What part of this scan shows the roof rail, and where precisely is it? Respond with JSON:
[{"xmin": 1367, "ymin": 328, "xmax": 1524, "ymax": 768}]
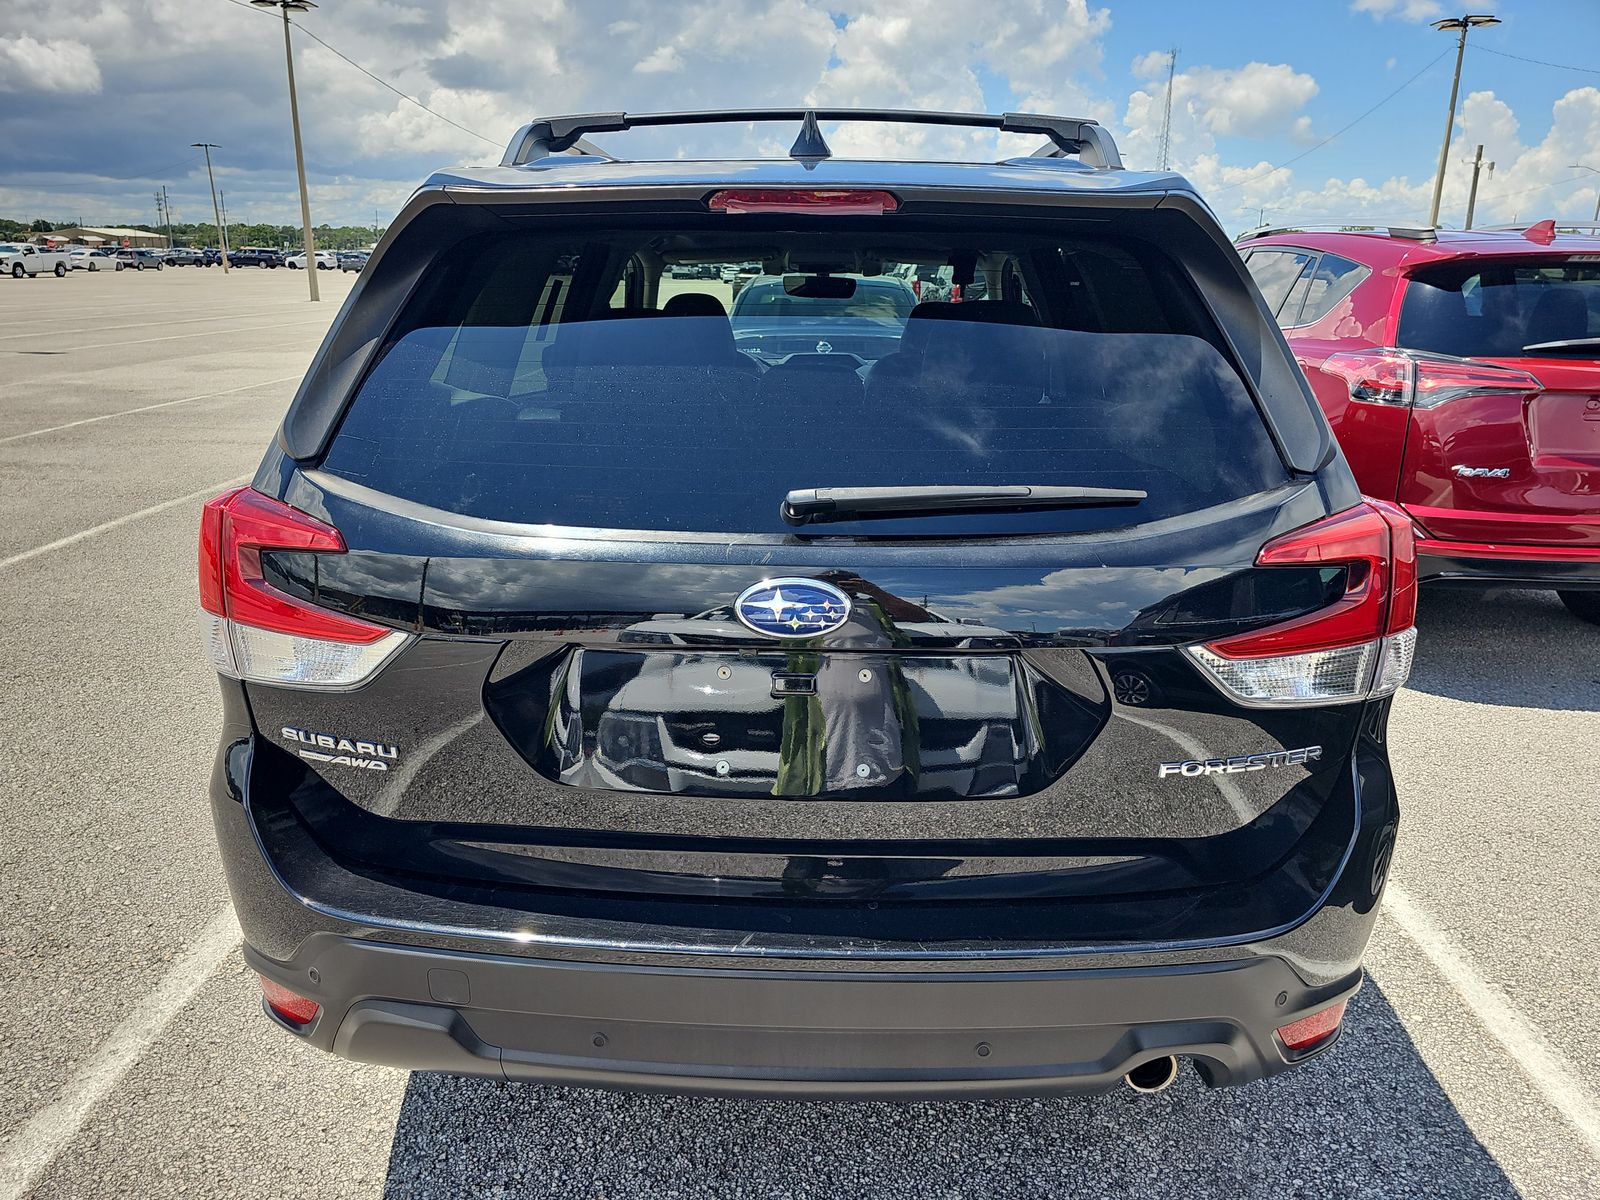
[
  {"xmin": 500, "ymin": 108, "xmax": 1124, "ymax": 170},
  {"xmin": 1235, "ymin": 221, "xmax": 1440, "ymax": 244}
]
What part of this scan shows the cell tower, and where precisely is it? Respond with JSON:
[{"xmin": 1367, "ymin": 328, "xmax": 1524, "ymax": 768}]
[{"xmin": 1157, "ymin": 47, "xmax": 1178, "ymax": 171}]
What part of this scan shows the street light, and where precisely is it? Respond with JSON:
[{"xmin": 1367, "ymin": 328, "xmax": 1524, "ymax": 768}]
[
  {"xmin": 192, "ymin": 143, "xmax": 230, "ymax": 273},
  {"xmin": 252, "ymin": 0, "xmax": 319, "ymax": 301},
  {"xmin": 1427, "ymin": 14, "xmax": 1499, "ymax": 229},
  {"xmin": 1571, "ymin": 164, "xmax": 1600, "ymax": 224},
  {"xmin": 1463, "ymin": 144, "xmax": 1494, "ymax": 230}
]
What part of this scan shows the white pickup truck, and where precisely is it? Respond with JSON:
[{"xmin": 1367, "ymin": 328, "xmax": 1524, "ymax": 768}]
[{"xmin": 0, "ymin": 243, "xmax": 73, "ymax": 278}]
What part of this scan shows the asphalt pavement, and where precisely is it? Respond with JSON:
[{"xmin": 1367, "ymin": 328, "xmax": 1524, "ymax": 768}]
[{"xmin": 0, "ymin": 266, "xmax": 1596, "ymax": 1199}]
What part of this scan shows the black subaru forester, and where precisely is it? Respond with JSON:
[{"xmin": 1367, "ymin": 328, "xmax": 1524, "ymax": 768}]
[{"xmin": 200, "ymin": 109, "xmax": 1416, "ymax": 1097}]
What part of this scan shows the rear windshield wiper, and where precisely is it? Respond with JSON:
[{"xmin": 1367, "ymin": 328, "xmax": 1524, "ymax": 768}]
[
  {"xmin": 782, "ymin": 484, "xmax": 1147, "ymax": 526},
  {"xmin": 1522, "ymin": 336, "xmax": 1600, "ymax": 353}
]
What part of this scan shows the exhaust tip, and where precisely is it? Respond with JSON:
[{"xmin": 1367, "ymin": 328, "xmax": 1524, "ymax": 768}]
[{"xmin": 1124, "ymin": 1055, "xmax": 1179, "ymax": 1094}]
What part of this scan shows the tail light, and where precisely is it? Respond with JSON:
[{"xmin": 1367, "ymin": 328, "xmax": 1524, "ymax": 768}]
[
  {"xmin": 707, "ymin": 189, "xmax": 899, "ymax": 215},
  {"xmin": 198, "ymin": 487, "xmax": 410, "ymax": 689},
  {"xmin": 258, "ymin": 975, "xmax": 320, "ymax": 1027},
  {"xmin": 1322, "ymin": 348, "xmax": 1543, "ymax": 408},
  {"xmin": 1276, "ymin": 999, "xmax": 1347, "ymax": 1052},
  {"xmin": 1185, "ymin": 501, "xmax": 1418, "ymax": 707}
]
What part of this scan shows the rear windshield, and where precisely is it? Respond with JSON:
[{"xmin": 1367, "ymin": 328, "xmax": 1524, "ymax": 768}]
[
  {"xmin": 321, "ymin": 217, "xmax": 1287, "ymax": 536},
  {"xmin": 1398, "ymin": 257, "xmax": 1600, "ymax": 358}
]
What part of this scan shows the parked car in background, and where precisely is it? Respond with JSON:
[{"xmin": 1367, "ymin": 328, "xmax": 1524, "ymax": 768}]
[
  {"xmin": 69, "ymin": 248, "xmax": 119, "ymax": 271},
  {"xmin": 728, "ymin": 262, "xmax": 763, "ymax": 299},
  {"xmin": 229, "ymin": 247, "xmax": 283, "ymax": 268},
  {"xmin": 336, "ymin": 250, "xmax": 370, "ymax": 272},
  {"xmin": 728, "ymin": 272, "xmax": 916, "ymax": 364},
  {"xmin": 114, "ymin": 248, "xmax": 164, "ymax": 271},
  {"xmin": 2, "ymin": 243, "xmax": 72, "ymax": 278},
  {"xmin": 1238, "ymin": 221, "xmax": 1600, "ymax": 625},
  {"xmin": 285, "ymin": 250, "xmax": 337, "ymax": 270},
  {"xmin": 200, "ymin": 247, "xmax": 223, "ymax": 266},
  {"xmin": 200, "ymin": 107, "xmax": 1413, "ymax": 1100},
  {"xmin": 163, "ymin": 248, "xmax": 204, "ymax": 267}
]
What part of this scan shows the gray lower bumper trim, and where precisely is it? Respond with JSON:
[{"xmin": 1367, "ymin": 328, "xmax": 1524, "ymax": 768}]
[{"xmin": 250, "ymin": 934, "xmax": 1358, "ymax": 1099}]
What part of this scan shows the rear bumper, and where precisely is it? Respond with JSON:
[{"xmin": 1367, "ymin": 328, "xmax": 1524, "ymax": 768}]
[
  {"xmin": 248, "ymin": 933, "xmax": 1358, "ymax": 1098},
  {"xmin": 1417, "ymin": 536, "xmax": 1600, "ymax": 590},
  {"xmin": 210, "ymin": 676, "xmax": 1396, "ymax": 1097}
]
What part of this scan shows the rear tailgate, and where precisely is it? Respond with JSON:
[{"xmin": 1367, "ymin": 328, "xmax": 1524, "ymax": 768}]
[
  {"xmin": 1395, "ymin": 257, "xmax": 1600, "ymax": 547},
  {"xmin": 221, "ymin": 196, "xmax": 1384, "ymax": 951},
  {"xmin": 239, "ymin": 472, "xmax": 1373, "ymax": 948}
]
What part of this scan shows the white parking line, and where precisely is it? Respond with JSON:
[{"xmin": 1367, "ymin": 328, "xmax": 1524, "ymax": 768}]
[
  {"xmin": 0, "ymin": 317, "xmax": 326, "ymax": 353},
  {"xmin": 0, "ymin": 907, "xmax": 241, "ymax": 1200},
  {"xmin": 1385, "ymin": 881, "xmax": 1600, "ymax": 1161},
  {"xmin": 0, "ymin": 475, "xmax": 250, "ymax": 572},
  {"xmin": 0, "ymin": 377, "xmax": 299, "ymax": 445}
]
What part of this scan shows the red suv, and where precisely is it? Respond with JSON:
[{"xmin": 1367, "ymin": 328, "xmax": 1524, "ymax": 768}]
[{"xmin": 1237, "ymin": 222, "xmax": 1600, "ymax": 625}]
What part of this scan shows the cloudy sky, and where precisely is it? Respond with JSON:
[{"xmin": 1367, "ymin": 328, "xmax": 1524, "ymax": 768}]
[{"xmin": 2, "ymin": 0, "xmax": 1598, "ymax": 235}]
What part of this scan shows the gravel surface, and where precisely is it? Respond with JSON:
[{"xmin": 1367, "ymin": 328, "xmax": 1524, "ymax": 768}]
[{"xmin": 1, "ymin": 269, "xmax": 1596, "ymax": 1199}]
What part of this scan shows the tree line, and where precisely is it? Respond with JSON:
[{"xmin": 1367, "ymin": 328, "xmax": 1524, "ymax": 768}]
[{"xmin": 0, "ymin": 216, "xmax": 384, "ymax": 250}]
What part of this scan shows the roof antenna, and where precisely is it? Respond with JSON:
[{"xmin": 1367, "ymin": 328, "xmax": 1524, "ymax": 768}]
[{"xmin": 790, "ymin": 111, "xmax": 832, "ymax": 160}]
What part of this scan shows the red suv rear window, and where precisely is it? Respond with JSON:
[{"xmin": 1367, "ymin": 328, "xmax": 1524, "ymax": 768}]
[{"xmin": 1399, "ymin": 258, "xmax": 1600, "ymax": 358}]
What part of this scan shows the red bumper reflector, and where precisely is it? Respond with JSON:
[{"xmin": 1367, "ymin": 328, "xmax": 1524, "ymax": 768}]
[
  {"xmin": 1276, "ymin": 999, "xmax": 1347, "ymax": 1051},
  {"xmin": 259, "ymin": 975, "xmax": 321, "ymax": 1027},
  {"xmin": 707, "ymin": 188, "xmax": 899, "ymax": 215}
]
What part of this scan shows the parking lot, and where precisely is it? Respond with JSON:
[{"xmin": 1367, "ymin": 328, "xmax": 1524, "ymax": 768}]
[{"xmin": 0, "ymin": 267, "xmax": 1596, "ymax": 1199}]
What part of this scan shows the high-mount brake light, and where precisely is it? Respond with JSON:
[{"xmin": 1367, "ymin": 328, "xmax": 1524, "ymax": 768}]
[
  {"xmin": 707, "ymin": 189, "xmax": 899, "ymax": 215},
  {"xmin": 1185, "ymin": 501, "xmax": 1418, "ymax": 708},
  {"xmin": 198, "ymin": 488, "xmax": 410, "ymax": 689},
  {"xmin": 1324, "ymin": 348, "xmax": 1543, "ymax": 409}
]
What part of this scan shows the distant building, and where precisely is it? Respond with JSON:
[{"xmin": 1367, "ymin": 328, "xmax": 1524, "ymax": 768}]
[{"xmin": 30, "ymin": 226, "xmax": 168, "ymax": 249}]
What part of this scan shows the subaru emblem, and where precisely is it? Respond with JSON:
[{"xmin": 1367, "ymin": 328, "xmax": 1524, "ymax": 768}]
[
  {"xmin": 734, "ymin": 578, "xmax": 852, "ymax": 639},
  {"xmin": 815, "ymin": 340, "xmax": 832, "ymax": 354}
]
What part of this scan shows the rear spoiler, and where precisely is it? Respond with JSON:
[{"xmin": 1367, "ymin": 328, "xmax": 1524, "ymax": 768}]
[{"xmin": 501, "ymin": 108, "xmax": 1125, "ymax": 171}]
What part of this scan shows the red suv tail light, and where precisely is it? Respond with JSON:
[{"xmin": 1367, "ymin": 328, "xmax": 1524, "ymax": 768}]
[
  {"xmin": 1186, "ymin": 501, "xmax": 1418, "ymax": 707},
  {"xmin": 198, "ymin": 487, "xmax": 410, "ymax": 689},
  {"xmin": 1323, "ymin": 348, "xmax": 1543, "ymax": 409}
]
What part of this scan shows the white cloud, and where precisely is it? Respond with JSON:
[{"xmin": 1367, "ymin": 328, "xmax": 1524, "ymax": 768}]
[
  {"xmin": 1, "ymin": 0, "xmax": 1591, "ymax": 244},
  {"xmin": 0, "ymin": 36, "xmax": 102, "ymax": 94},
  {"xmin": 1122, "ymin": 59, "xmax": 1318, "ymax": 166},
  {"xmin": 634, "ymin": 45, "xmax": 683, "ymax": 74},
  {"xmin": 806, "ymin": 0, "xmax": 1113, "ymax": 159},
  {"xmin": 1351, "ymin": 0, "xmax": 1444, "ymax": 21},
  {"xmin": 1183, "ymin": 85, "xmax": 1600, "ymax": 236}
]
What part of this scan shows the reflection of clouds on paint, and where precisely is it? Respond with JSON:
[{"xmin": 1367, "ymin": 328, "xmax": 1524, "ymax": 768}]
[
  {"xmin": 884, "ymin": 565, "xmax": 1231, "ymax": 632},
  {"xmin": 424, "ymin": 556, "xmax": 1238, "ymax": 638},
  {"xmin": 426, "ymin": 559, "xmax": 754, "ymax": 616}
]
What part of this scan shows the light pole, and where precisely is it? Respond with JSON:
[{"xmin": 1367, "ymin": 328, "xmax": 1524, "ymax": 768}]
[
  {"xmin": 1571, "ymin": 165, "xmax": 1600, "ymax": 225},
  {"xmin": 1463, "ymin": 144, "xmax": 1494, "ymax": 230},
  {"xmin": 193, "ymin": 143, "xmax": 230, "ymax": 272},
  {"xmin": 252, "ymin": 0, "xmax": 319, "ymax": 301},
  {"xmin": 1427, "ymin": 14, "xmax": 1499, "ymax": 229}
]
